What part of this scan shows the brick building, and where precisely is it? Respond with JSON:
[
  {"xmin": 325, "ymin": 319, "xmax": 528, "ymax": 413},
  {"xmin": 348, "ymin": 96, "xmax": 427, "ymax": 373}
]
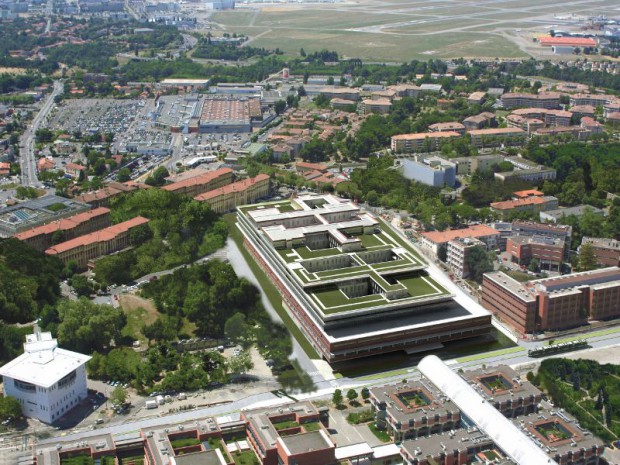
[
  {"xmin": 506, "ymin": 235, "xmax": 566, "ymax": 271},
  {"xmin": 161, "ymin": 167, "xmax": 234, "ymax": 197},
  {"xmin": 194, "ymin": 174, "xmax": 270, "ymax": 213},
  {"xmin": 15, "ymin": 207, "xmax": 111, "ymax": 252},
  {"xmin": 581, "ymin": 237, "xmax": 620, "ymax": 267},
  {"xmin": 45, "ymin": 216, "xmax": 150, "ymax": 269},
  {"xmin": 481, "ymin": 267, "xmax": 620, "ymax": 334}
]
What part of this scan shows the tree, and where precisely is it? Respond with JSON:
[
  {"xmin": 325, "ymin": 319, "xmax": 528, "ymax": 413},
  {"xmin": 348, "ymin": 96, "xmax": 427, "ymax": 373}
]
[
  {"xmin": 224, "ymin": 313, "xmax": 251, "ymax": 346},
  {"xmin": 110, "ymin": 386, "xmax": 127, "ymax": 406},
  {"xmin": 274, "ymin": 100, "xmax": 286, "ymax": 115},
  {"xmin": 56, "ymin": 299, "xmax": 126, "ymax": 353},
  {"xmin": 332, "ymin": 389, "xmax": 343, "ymax": 406},
  {"xmin": 464, "ymin": 246, "xmax": 494, "ymax": 283},
  {"xmin": 70, "ymin": 274, "xmax": 93, "ymax": 297},
  {"xmin": 578, "ymin": 243, "xmax": 597, "ymax": 272},
  {"xmin": 117, "ymin": 167, "xmax": 131, "ymax": 182},
  {"xmin": 145, "ymin": 166, "xmax": 170, "ymax": 187},
  {"xmin": 527, "ymin": 258, "xmax": 540, "ymax": 273},
  {"xmin": 0, "ymin": 396, "xmax": 22, "ymax": 423},
  {"xmin": 361, "ymin": 387, "xmax": 370, "ymax": 401},
  {"xmin": 227, "ymin": 350, "xmax": 253, "ymax": 375},
  {"xmin": 346, "ymin": 389, "xmax": 358, "ymax": 403}
]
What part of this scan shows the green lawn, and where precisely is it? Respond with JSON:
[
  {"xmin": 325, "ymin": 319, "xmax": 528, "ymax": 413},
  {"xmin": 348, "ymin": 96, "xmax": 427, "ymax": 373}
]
[
  {"xmin": 272, "ymin": 419, "xmax": 299, "ymax": 430},
  {"xmin": 310, "ymin": 286, "xmax": 385, "ymax": 312},
  {"xmin": 231, "ymin": 450, "xmax": 260, "ymax": 465},
  {"xmin": 399, "ymin": 275, "xmax": 444, "ymax": 297},
  {"xmin": 170, "ymin": 438, "xmax": 201, "ymax": 449},
  {"xmin": 358, "ymin": 234, "xmax": 385, "ymax": 248},
  {"xmin": 302, "ymin": 421, "xmax": 322, "ymax": 432},
  {"xmin": 368, "ymin": 423, "xmax": 392, "ymax": 443}
]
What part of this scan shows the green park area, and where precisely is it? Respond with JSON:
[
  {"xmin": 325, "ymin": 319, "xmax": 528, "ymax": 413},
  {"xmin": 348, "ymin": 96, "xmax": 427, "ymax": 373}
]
[{"xmin": 533, "ymin": 358, "xmax": 620, "ymax": 443}]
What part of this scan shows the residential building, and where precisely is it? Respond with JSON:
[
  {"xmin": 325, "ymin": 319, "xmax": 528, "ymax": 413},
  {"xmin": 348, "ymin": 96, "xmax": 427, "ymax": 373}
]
[
  {"xmin": 581, "ymin": 237, "xmax": 620, "ymax": 267},
  {"xmin": 494, "ymin": 167, "xmax": 557, "ymax": 183},
  {"xmin": 242, "ymin": 401, "xmax": 332, "ymax": 465},
  {"xmin": 467, "ymin": 127, "xmax": 526, "ymax": 148},
  {"xmin": 390, "ymin": 132, "xmax": 461, "ymax": 153},
  {"xmin": 74, "ymin": 182, "xmax": 140, "ymax": 208},
  {"xmin": 581, "ymin": 116, "xmax": 604, "ymax": 134},
  {"xmin": 329, "ymin": 98, "xmax": 357, "ymax": 111},
  {"xmin": 506, "ymin": 235, "xmax": 566, "ymax": 271},
  {"xmin": 451, "ymin": 154, "xmax": 503, "ymax": 175},
  {"xmin": 532, "ymin": 125, "xmax": 591, "ymax": 142},
  {"xmin": 569, "ymin": 104, "xmax": 596, "ymax": 118},
  {"xmin": 540, "ymin": 205, "xmax": 605, "ymax": 223},
  {"xmin": 418, "ymin": 225, "xmax": 500, "ymax": 256},
  {"xmin": 428, "ymin": 122, "xmax": 466, "ymax": 135},
  {"xmin": 481, "ymin": 267, "xmax": 620, "ymax": 333},
  {"xmin": 401, "ymin": 157, "xmax": 456, "ymax": 188},
  {"xmin": 401, "ymin": 356, "xmax": 604, "ymax": 465},
  {"xmin": 45, "ymin": 216, "xmax": 150, "ymax": 269},
  {"xmin": 0, "ymin": 324, "xmax": 90, "ymax": 424},
  {"xmin": 360, "ymin": 98, "xmax": 392, "ymax": 115},
  {"xmin": 161, "ymin": 167, "xmax": 234, "ymax": 197},
  {"xmin": 462, "ymin": 112, "xmax": 495, "ymax": 130},
  {"xmin": 14, "ymin": 207, "xmax": 111, "ymax": 252},
  {"xmin": 490, "ymin": 196, "xmax": 559, "ymax": 218},
  {"xmin": 369, "ymin": 380, "xmax": 460, "ymax": 442},
  {"xmin": 467, "ymin": 91, "xmax": 486, "ymax": 105},
  {"xmin": 446, "ymin": 237, "xmax": 485, "ymax": 278},
  {"xmin": 64, "ymin": 163, "xmax": 86, "ymax": 179},
  {"xmin": 194, "ymin": 174, "xmax": 270, "ymax": 213},
  {"xmin": 569, "ymin": 93, "xmax": 614, "ymax": 107},
  {"xmin": 500, "ymin": 92, "xmax": 561, "ymax": 110},
  {"xmin": 237, "ymin": 194, "xmax": 491, "ymax": 363}
]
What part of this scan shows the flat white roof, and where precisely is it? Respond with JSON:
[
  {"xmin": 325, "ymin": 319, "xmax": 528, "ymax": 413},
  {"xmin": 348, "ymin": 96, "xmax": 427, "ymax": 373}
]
[
  {"xmin": 0, "ymin": 330, "xmax": 90, "ymax": 388},
  {"xmin": 0, "ymin": 347, "xmax": 90, "ymax": 388},
  {"xmin": 335, "ymin": 443, "xmax": 373, "ymax": 460},
  {"xmin": 418, "ymin": 355, "xmax": 557, "ymax": 465},
  {"xmin": 372, "ymin": 443, "xmax": 401, "ymax": 459}
]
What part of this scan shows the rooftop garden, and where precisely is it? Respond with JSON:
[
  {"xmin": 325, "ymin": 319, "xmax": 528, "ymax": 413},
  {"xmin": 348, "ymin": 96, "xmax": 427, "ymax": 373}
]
[
  {"xmin": 60, "ymin": 455, "xmax": 115, "ymax": 465},
  {"xmin": 480, "ymin": 374, "xmax": 513, "ymax": 392},
  {"xmin": 397, "ymin": 390, "xmax": 431, "ymax": 409},
  {"xmin": 170, "ymin": 437, "xmax": 201, "ymax": 449},
  {"xmin": 272, "ymin": 419, "xmax": 299, "ymax": 430},
  {"xmin": 535, "ymin": 421, "xmax": 572, "ymax": 443}
]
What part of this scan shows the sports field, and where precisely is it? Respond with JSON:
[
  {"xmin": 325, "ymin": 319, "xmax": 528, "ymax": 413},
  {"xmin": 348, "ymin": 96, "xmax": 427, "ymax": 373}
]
[{"xmin": 210, "ymin": 0, "xmax": 619, "ymax": 61}]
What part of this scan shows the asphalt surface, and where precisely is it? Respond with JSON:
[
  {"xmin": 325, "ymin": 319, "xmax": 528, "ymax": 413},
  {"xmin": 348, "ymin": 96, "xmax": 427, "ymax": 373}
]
[{"xmin": 19, "ymin": 81, "xmax": 63, "ymax": 188}]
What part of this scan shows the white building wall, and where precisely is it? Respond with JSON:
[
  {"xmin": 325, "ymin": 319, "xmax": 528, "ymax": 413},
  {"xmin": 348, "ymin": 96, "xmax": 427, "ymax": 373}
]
[{"xmin": 3, "ymin": 365, "xmax": 88, "ymax": 424}]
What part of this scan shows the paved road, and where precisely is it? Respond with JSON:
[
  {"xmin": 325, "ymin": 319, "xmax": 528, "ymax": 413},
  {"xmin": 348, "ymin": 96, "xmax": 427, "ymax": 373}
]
[{"xmin": 19, "ymin": 81, "xmax": 63, "ymax": 188}]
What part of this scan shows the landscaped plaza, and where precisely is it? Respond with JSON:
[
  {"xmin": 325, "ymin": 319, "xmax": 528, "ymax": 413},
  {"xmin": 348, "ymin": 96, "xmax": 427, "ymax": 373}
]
[{"xmin": 236, "ymin": 194, "xmax": 492, "ymax": 364}]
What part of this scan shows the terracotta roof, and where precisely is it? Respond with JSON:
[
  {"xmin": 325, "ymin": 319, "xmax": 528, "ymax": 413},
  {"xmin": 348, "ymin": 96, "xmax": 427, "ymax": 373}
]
[
  {"xmin": 421, "ymin": 225, "xmax": 499, "ymax": 244},
  {"xmin": 65, "ymin": 163, "xmax": 86, "ymax": 171},
  {"xmin": 194, "ymin": 174, "xmax": 269, "ymax": 201},
  {"xmin": 161, "ymin": 167, "xmax": 233, "ymax": 192},
  {"xmin": 428, "ymin": 122, "xmax": 465, "ymax": 131},
  {"xmin": 468, "ymin": 128, "xmax": 525, "ymax": 136},
  {"xmin": 538, "ymin": 36, "xmax": 597, "ymax": 47},
  {"xmin": 391, "ymin": 131, "xmax": 460, "ymax": 140},
  {"xmin": 15, "ymin": 207, "xmax": 110, "ymax": 240},
  {"xmin": 513, "ymin": 189, "xmax": 544, "ymax": 198},
  {"xmin": 45, "ymin": 216, "xmax": 149, "ymax": 255},
  {"xmin": 491, "ymin": 196, "xmax": 550, "ymax": 210},
  {"xmin": 296, "ymin": 161, "xmax": 328, "ymax": 171}
]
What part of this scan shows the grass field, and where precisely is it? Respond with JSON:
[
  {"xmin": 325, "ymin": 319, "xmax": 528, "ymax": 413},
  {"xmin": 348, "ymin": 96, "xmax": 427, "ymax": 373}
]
[
  {"xmin": 211, "ymin": 0, "xmax": 619, "ymax": 61},
  {"xmin": 119, "ymin": 294, "xmax": 159, "ymax": 345}
]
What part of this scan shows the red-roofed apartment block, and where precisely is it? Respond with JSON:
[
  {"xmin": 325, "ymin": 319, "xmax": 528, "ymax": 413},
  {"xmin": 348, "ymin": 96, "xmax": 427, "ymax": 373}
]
[{"xmin": 45, "ymin": 216, "xmax": 149, "ymax": 269}]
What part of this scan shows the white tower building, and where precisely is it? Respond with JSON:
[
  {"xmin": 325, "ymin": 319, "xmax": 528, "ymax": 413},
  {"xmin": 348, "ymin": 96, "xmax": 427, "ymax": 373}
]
[{"xmin": 0, "ymin": 324, "xmax": 90, "ymax": 424}]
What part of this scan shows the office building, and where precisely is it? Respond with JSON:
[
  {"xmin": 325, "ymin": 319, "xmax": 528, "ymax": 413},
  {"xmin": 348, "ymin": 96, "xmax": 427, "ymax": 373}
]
[
  {"xmin": 581, "ymin": 237, "xmax": 620, "ymax": 267},
  {"xmin": 481, "ymin": 267, "xmax": 620, "ymax": 334},
  {"xmin": 507, "ymin": 235, "xmax": 566, "ymax": 271},
  {"xmin": 0, "ymin": 325, "xmax": 90, "ymax": 424},
  {"xmin": 446, "ymin": 237, "xmax": 486, "ymax": 278},
  {"xmin": 418, "ymin": 225, "xmax": 500, "ymax": 256},
  {"xmin": 401, "ymin": 157, "xmax": 456, "ymax": 188},
  {"xmin": 237, "ymin": 194, "xmax": 491, "ymax": 363}
]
